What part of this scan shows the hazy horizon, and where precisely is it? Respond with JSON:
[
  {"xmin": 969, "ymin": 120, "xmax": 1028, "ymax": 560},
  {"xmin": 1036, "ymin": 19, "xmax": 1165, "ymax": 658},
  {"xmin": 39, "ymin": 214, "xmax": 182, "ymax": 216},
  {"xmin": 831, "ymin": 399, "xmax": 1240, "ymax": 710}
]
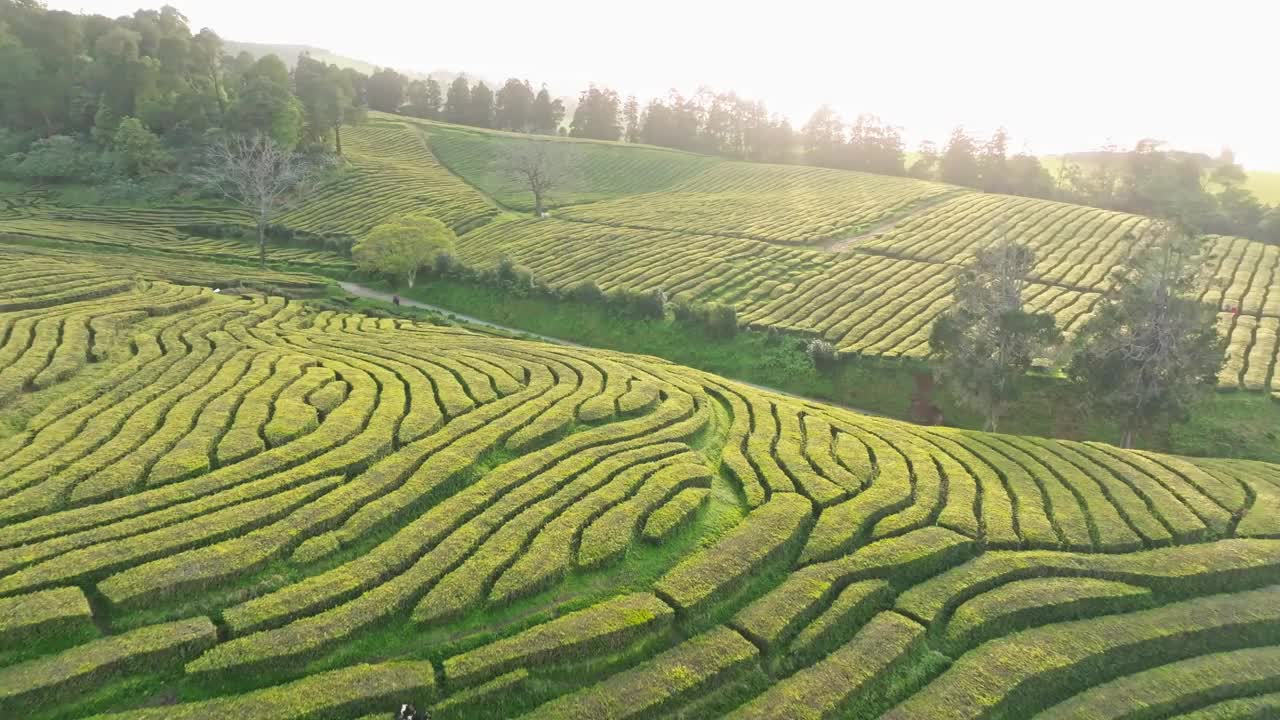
[{"xmin": 50, "ymin": 0, "xmax": 1280, "ymax": 170}]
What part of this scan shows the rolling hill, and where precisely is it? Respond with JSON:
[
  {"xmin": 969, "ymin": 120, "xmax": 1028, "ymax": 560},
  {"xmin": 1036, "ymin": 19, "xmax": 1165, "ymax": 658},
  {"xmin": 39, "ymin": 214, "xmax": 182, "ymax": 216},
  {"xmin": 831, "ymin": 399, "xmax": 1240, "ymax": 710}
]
[
  {"xmin": 1, "ymin": 243, "xmax": 1279, "ymax": 718},
  {"xmin": 4, "ymin": 114, "xmax": 1278, "ymax": 397}
]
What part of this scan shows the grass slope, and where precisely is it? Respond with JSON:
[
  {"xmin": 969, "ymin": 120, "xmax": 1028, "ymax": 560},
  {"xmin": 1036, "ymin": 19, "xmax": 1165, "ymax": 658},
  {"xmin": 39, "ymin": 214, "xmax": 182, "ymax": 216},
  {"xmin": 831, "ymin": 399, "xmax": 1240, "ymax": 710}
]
[{"xmin": 1, "ymin": 245, "xmax": 1279, "ymax": 719}]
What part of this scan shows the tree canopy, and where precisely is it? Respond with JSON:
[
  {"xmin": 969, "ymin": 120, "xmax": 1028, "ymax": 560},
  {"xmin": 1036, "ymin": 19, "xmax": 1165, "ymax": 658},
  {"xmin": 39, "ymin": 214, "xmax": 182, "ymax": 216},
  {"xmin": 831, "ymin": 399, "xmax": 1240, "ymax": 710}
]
[
  {"xmin": 352, "ymin": 214, "xmax": 457, "ymax": 287},
  {"xmin": 929, "ymin": 238, "xmax": 1062, "ymax": 431},
  {"xmin": 1067, "ymin": 223, "xmax": 1226, "ymax": 447}
]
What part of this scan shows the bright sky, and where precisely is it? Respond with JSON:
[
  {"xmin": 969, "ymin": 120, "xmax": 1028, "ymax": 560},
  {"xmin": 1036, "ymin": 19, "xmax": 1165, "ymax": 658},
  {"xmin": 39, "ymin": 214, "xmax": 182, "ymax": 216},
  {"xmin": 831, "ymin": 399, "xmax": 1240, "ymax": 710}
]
[{"xmin": 53, "ymin": 0, "xmax": 1280, "ymax": 169}]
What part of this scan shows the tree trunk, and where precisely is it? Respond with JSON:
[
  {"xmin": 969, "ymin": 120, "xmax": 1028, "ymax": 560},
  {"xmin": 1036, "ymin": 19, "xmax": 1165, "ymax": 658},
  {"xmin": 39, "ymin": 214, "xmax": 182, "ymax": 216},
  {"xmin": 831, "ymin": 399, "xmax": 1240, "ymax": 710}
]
[
  {"xmin": 335, "ymin": 124, "xmax": 343, "ymax": 156},
  {"xmin": 534, "ymin": 190, "xmax": 543, "ymax": 217},
  {"xmin": 1120, "ymin": 427, "xmax": 1135, "ymax": 449},
  {"xmin": 257, "ymin": 221, "xmax": 267, "ymax": 268},
  {"xmin": 407, "ymin": 267, "xmax": 416, "ymax": 288}
]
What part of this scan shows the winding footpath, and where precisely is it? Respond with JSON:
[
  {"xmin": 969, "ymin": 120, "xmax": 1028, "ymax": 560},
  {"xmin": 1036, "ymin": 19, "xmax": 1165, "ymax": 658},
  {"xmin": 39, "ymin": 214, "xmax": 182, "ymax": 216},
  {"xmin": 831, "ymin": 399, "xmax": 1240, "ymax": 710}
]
[{"xmin": 339, "ymin": 280, "xmax": 882, "ymax": 417}]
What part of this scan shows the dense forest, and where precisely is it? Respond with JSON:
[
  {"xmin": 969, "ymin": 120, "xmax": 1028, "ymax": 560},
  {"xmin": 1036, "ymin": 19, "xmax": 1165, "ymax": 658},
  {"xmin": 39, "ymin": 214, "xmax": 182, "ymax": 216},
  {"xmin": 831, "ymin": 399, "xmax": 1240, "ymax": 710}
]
[{"xmin": 1, "ymin": 0, "xmax": 1276, "ymax": 241}]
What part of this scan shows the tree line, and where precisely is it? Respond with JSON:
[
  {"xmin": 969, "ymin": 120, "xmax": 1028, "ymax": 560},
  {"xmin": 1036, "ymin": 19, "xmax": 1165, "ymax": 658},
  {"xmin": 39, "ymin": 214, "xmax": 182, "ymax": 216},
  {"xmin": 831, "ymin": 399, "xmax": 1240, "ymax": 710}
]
[
  {"xmin": 3, "ymin": 1, "xmax": 1276, "ymax": 243},
  {"xmin": 0, "ymin": 1, "xmax": 371, "ymax": 191}
]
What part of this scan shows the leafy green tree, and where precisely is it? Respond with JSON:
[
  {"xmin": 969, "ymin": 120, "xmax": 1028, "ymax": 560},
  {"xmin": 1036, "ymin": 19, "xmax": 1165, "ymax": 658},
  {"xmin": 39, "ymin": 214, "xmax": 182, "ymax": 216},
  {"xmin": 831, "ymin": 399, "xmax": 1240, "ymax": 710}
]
[
  {"xmin": 352, "ymin": 215, "xmax": 457, "ymax": 287},
  {"xmin": 530, "ymin": 86, "xmax": 564, "ymax": 135},
  {"xmin": 366, "ymin": 67, "xmax": 405, "ymax": 113},
  {"xmin": 8, "ymin": 134, "xmax": 96, "ymax": 181},
  {"xmin": 908, "ymin": 140, "xmax": 939, "ymax": 180},
  {"xmin": 1209, "ymin": 149, "xmax": 1247, "ymax": 188},
  {"xmin": 940, "ymin": 126, "xmax": 981, "ymax": 187},
  {"xmin": 569, "ymin": 85, "xmax": 621, "ymax": 140},
  {"xmin": 444, "ymin": 75, "xmax": 470, "ymax": 124},
  {"xmin": 1259, "ymin": 207, "xmax": 1280, "ymax": 245},
  {"xmin": 424, "ymin": 78, "xmax": 443, "ymax": 118},
  {"xmin": 978, "ymin": 127, "xmax": 1009, "ymax": 192},
  {"xmin": 844, "ymin": 114, "xmax": 904, "ymax": 175},
  {"xmin": 929, "ymin": 238, "xmax": 1062, "ymax": 431},
  {"xmin": 405, "ymin": 78, "xmax": 441, "ymax": 119},
  {"xmin": 1068, "ymin": 223, "xmax": 1225, "ymax": 447},
  {"xmin": 623, "ymin": 95, "xmax": 640, "ymax": 143},
  {"xmin": 112, "ymin": 116, "xmax": 170, "ymax": 175},
  {"xmin": 468, "ymin": 81, "xmax": 494, "ymax": 128},
  {"xmin": 494, "ymin": 78, "xmax": 534, "ymax": 131},
  {"xmin": 801, "ymin": 105, "xmax": 843, "ymax": 167},
  {"xmin": 294, "ymin": 54, "xmax": 359, "ymax": 153},
  {"xmin": 1005, "ymin": 153, "xmax": 1056, "ymax": 199},
  {"xmin": 226, "ymin": 55, "xmax": 302, "ymax": 148}
]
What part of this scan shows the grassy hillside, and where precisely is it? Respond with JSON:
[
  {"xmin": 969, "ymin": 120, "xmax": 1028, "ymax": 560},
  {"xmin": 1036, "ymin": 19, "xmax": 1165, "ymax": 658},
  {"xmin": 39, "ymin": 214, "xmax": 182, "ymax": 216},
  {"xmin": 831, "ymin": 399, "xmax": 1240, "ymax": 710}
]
[
  {"xmin": 5, "ymin": 115, "xmax": 1280, "ymax": 398},
  {"xmin": 1, "ymin": 244, "xmax": 1279, "ymax": 719},
  {"xmin": 421, "ymin": 122, "xmax": 720, "ymax": 210}
]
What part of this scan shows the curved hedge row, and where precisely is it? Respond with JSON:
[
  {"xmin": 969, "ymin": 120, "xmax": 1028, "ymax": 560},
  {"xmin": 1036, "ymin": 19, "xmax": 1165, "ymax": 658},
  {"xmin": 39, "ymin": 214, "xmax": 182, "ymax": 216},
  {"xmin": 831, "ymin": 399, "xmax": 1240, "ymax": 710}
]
[{"xmin": 0, "ymin": 247, "xmax": 1275, "ymax": 718}]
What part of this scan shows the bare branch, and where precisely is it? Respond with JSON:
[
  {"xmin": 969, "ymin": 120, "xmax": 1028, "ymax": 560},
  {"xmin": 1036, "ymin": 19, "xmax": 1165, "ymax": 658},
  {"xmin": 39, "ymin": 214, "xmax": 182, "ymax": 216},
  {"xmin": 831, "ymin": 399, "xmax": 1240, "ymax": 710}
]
[
  {"xmin": 499, "ymin": 141, "xmax": 578, "ymax": 216},
  {"xmin": 190, "ymin": 133, "xmax": 332, "ymax": 266}
]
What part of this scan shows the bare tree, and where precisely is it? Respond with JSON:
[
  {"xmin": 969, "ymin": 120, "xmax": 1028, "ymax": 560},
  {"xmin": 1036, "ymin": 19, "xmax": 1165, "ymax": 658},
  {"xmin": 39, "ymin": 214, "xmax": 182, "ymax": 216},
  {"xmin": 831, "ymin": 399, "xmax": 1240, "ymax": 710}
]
[
  {"xmin": 500, "ymin": 142, "xmax": 576, "ymax": 217},
  {"xmin": 191, "ymin": 133, "xmax": 331, "ymax": 266}
]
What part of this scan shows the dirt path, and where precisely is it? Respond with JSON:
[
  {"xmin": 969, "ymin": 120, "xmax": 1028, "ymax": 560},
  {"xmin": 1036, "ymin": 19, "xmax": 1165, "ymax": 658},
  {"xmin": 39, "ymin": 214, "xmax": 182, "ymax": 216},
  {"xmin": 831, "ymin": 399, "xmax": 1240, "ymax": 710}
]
[
  {"xmin": 339, "ymin": 281, "xmax": 583, "ymax": 347},
  {"xmin": 820, "ymin": 190, "xmax": 967, "ymax": 252},
  {"xmin": 338, "ymin": 281, "xmax": 884, "ymax": 417}
]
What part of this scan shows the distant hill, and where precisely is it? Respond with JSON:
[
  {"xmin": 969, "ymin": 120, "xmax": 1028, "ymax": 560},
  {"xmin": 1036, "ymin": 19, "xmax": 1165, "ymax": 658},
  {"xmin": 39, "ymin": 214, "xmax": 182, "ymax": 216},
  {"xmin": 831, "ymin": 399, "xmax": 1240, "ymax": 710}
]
[{"xmin": 221, "ymin": 40, "xmax": 469, "ymax": 87}]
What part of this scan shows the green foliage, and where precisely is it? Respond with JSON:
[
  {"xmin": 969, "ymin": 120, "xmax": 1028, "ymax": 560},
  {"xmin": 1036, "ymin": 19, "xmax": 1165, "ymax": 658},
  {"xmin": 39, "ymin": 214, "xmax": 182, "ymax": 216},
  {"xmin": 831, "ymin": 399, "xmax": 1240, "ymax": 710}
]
[
  {"xmin": 227, "ymin": 61, "xmax": 304, "ymax": 149},
  {"xmin": 1069, "ymin": 225, "xmax": 1226, "ymax": 446},
  {"xmin": 930, "ymin": 239, "xmax": 1062, "ymax": 431},
  {"xmin": 111, "ymin": 117, "xmax": 171, "ymax": 176}
]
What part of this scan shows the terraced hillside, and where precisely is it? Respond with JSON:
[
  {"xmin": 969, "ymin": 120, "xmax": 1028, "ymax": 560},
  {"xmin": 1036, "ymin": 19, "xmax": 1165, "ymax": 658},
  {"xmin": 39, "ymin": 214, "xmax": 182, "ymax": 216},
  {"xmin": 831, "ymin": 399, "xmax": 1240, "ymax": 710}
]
[
  {"xmin": 6, "ymin": 116, "xmax": 1280, "ymax": 395},
  {"xmin": 2, "ymin": 246, "xmax": 1280, "ymax": 719}
]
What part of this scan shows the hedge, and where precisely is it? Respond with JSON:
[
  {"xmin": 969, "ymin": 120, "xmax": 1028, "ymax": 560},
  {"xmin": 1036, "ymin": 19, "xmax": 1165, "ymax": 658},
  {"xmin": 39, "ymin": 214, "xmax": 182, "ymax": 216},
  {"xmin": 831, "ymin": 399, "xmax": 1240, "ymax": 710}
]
[
  {"xmin": 415, "ymin": 445, "xmax": 699, "ymax": 623},
  {"xmin": 442, "ymin": 593, "xmax": 675, "ymax": 687},
  {"xmin": 924, "ymin": 432, "xmax": 1019, "ymax": 547},
  {"xmin": 148, "ymin": 350, "xmax": 278, "ymax": 486},
  {"xmin": 655, "ymin": 493, "xmax": 812, "ymax": 614},
  {"xmin": 802, "ymin": 414, "xmax": 868, "ymax": 493},
  {"xmin": 775, "ymin": 407, "xmax": 846, "ymax": 506},
  {"xmin": 799, "ymin": 420, "xmax": 912, "ymax": 564},
  {"xmin": 0, "ymin": 586, "xmax": 95, "ymax": 647},
  {"xmin": 521, "ymin": 626, "xmax": 758, "ymax": 719},
  {"xmin": 789, "ymin": 579, "xmax": 895, "ymax": 661},
  {"xmin": 939, "ymin": 577, "xmax": 1154, "ymax": 654},
  {"xmin": 578, "ymin": 461, "xmax": 713, "ymax": 569},
  {"xmin": 1066, "ymin": 440, "xmax": 1210, "ymax": 543},
  {"xmin": 881, "ymin": 585, "xmax": 1280, "ymax": 720},
  {"xmin": 895, "ymin": 539, "xmax": 1280, "ymax": 627},
  {"xmin": 92, "ymin": 661, "xmax": 436, "ymax": 720},
  {"xmin": 737, "ymin": 527, "xmax": 970, "ymax": 651},
  {"xmin": 0, "ymin": 475, "xmax": 341, "ymax": 596},
  {"xmin": 488, "ymin": 449, "xmax": 697, "ymax": 605},
  {"xmin": 1163, "ymin": 691, "xmax": 1280, "ymax": 720},
  {"xmin": 994, "ymin": 435, "xmax": 1143, "ymax": 552},
  {"xmin": 0, "ymin": 616, "xmax": 216, "ymax": 714},
  {"xmin": 430, "ymin": 669, "xmax": 529, "ymax": 719},
  {"xmin": 642, "ymin": 486, "xmax": 710, "ymax": 543},
  {"xmin": 728, "ymin": 611, "xmax": 925, "ymax": 719},
  {"xmin": 1035, "ymin": 645, "xmax": 1280, "ymax": 720},
  {"xmin": 705, "ymin": 384, "xmax": 766, "ymax": 508},
  {"xmin": 1023, "ymin": 436, "xmax": 1174, "ymax": 546}
]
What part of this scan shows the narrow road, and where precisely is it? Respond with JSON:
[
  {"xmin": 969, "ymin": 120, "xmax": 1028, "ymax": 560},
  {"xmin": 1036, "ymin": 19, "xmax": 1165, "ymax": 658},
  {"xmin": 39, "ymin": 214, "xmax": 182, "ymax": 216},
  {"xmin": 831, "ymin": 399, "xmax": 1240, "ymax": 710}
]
[
  {"xmin": 338, "ymin": 281, "xmax": 883, "ymax": 417},
  {"xmin": 339, "ymin": 281, "xmax": 582, "ymax": 347}
]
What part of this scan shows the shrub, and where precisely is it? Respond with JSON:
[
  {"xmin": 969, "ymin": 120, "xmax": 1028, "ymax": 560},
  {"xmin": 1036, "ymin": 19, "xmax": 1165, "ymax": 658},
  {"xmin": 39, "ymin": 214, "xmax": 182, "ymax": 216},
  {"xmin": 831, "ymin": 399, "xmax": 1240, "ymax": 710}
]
[
  {"xmin": 432, "ymin": 251, "xmax": 461, "ymax": 277},
  {"xmin": 607, "ymin": 287, "xmax": 666, "ymax": 319},
  {"xmin": 808, "ymin": 338, "xmax": 839, "ymax": 371},
  {"xmin": 703, "ymin": 302, "xmax": 738, "ymax": 338},
  {"xmin": 568, "ymin": 279, "xmax": 605, "ymax": 304}
]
